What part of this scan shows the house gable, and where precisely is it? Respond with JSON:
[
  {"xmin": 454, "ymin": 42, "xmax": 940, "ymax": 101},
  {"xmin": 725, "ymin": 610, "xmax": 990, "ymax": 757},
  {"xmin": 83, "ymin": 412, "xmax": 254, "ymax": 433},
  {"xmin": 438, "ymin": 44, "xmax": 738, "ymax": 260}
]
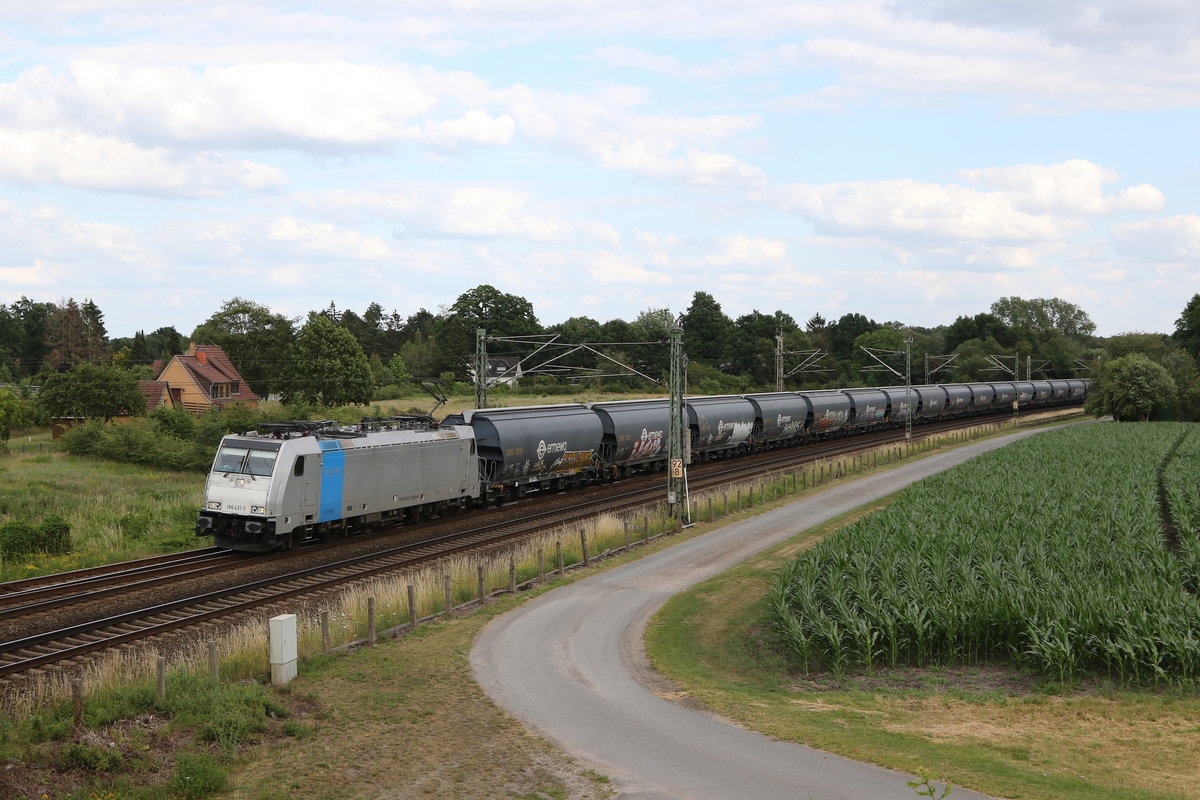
[{"xmin": 156, "ymin": 344, "xmax": 260, "ymax": 415}]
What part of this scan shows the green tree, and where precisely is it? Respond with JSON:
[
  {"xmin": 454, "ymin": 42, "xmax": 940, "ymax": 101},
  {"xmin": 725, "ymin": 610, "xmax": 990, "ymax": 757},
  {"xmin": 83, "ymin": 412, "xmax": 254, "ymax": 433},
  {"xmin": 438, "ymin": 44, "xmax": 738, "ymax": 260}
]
[
  {"xmin": 128, "ymin": 330, "xmax": 153, "ymax": 367},
  {"xmin": 283, "ymin": 315, "xmax": 374, "ymax": 406},
  {"xmin": 990, "ymin": 296, "xmax": 1096, "ymax": 339},
  {"xmin": 387, "ymin": 353, "xmax": 412, "ymax": 386},
  {"xmin": 7, "ymin": 297, "xmax": 53, "ymax": 377},
  {"xmin": 80, "ymin": 299, "xmax": 108, "ymax": 362},
  {"xmin": 44, "ymin": 298, "xmax": 90, "ymax": 371},
  {"xmin": 681, "ymin": 291, "xmax": 734, "ymax": 367},
  {"xmin": 0, "ymin": 389, "xmax": 20, "ymax": 447},
  {"xmin": 399, "ymin": 331, "xmax": 443, "ymax": 380},
  {"xmin": 37, "ymin": 363, "xmax": 146, "ymax": 421},
  {"xmin": 1174, "ymin": 293, "xmax": 1200, "ymax": 359},
  {"xmin": 367, "ymin": 352, "xmax": 387, "ymax": 386},
  {"xmin": 828, "ymin": 313, "xmax": 876, "ymax": 362},
  {"xmin": 850, "ymin": 327, "xmax": 907, "ymax": 386},
  {"xmin": 191, "ymin": 298, "xmax": 295, "ymax": 397},
  {"xmin": 726, "ymin": 309, "xmax": 800, "ymax": 388},
  {"xmin": 437, "ymin": 285, "xmax": 541, "ymax": 376},
  {"xmin": 1085, "ymin": 353, "xmax": 1177, "ymax": 422}
]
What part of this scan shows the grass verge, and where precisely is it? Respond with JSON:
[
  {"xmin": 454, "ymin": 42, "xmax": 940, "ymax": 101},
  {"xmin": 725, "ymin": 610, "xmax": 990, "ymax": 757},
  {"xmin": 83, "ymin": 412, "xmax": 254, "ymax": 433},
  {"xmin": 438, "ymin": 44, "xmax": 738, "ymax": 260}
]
[{"xmin": 645, "ymin": 508, "xmax": 1200, "ymax": 800}]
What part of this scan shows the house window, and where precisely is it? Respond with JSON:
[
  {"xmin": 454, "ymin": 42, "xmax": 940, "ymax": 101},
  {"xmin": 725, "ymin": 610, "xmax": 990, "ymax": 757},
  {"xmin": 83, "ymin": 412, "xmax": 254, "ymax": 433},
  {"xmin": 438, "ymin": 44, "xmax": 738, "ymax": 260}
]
[{"xmin": 210, "ymin": 383, "xmax": 232, "ymax": 399}]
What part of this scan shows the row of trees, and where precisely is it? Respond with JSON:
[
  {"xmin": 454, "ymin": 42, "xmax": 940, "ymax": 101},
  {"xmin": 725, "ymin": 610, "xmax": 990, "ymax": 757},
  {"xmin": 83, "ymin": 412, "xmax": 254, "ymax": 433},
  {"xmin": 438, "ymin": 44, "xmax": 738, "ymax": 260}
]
[{"xmin": 2, "ymin": 288, "xmax": 1199, "ymax": 421}]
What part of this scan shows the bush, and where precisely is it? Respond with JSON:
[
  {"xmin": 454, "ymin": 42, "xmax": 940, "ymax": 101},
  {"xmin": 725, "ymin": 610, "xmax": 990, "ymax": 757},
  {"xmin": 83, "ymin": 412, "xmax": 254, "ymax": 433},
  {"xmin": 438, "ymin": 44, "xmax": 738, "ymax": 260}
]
[
  {"xmin": 39, "ymin": 514, "xmax": 71, "ymax": 554},
  {"xmin": 0, "ymin": 520, "xmax": 39, "ymax": 559},
  {"xmin": 60, "ymin": 420, "xmax": 106, "ymax": 455},
  {"xmin": 149, "ymin": 405, "xmax": 197, "ymax": 440},
  {"xmin": 0, "ymin": 516, "xmax": 72, "ymax": 558}
]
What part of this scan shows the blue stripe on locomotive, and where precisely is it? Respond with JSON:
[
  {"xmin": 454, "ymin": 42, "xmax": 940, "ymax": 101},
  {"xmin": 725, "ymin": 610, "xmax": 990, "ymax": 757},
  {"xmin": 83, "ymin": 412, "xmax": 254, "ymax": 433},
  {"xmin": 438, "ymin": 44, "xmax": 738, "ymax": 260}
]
[{"xmin": 318, "ymin": 440, "xmax": 344, "ymax": 523}]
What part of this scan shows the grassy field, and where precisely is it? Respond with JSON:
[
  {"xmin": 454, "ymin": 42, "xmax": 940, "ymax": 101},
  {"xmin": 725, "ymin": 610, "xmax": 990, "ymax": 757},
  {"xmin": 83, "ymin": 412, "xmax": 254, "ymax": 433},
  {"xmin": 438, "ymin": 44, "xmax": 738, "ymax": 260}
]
[
  {"xmin": 0, "ymin": 435, "xmax": 204, "ymax": 581},
  {"xmin": 646, "ymin": 424, "xmax": 1200, "ymax": 800}
]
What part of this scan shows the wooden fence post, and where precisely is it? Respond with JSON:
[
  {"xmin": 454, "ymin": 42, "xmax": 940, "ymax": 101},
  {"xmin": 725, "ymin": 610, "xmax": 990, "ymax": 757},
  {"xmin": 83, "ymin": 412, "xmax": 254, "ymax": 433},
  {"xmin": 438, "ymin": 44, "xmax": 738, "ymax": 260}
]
[
  {"xmin": 208, "ymin": 641, "xmax": 219, "ymax": 681},
  {"xmin": 156, "ymin": 656, "xmax": 166, "ymax": 701},
  {"xmin": 623, "ymin": 520, "xmax": 630, "ymax": 551},
  {"xmin": 581, "ymin": 529, "xmax": 590, "ymax": 567},
  {"xmin": 408, "ymin": 584, "xmax": 417, "ymax": 628},
  {"xmin": 444, "ymin": 575, "xmax": 453, "ymax": 612},
  {"xmin": 321, "ymin": 610, "xmax": 331, "ymax": 653},
  {"xmin": 367, "ymin": 597, "xmax": 377, "ymax": 645},
  {"xmin": 556, "ymin": 541, "xmax": 564, "ymax": 574},
  {"xmin": 478, "ymin": 565, "xmax": 486, "ymax": 600},
  {"xmin": 537, "ymin": 549, "xmax": 545, "ymax": 582},
  {"xmin": 509, "ymin": 559, "xmax": 517, "ymax": 592}
]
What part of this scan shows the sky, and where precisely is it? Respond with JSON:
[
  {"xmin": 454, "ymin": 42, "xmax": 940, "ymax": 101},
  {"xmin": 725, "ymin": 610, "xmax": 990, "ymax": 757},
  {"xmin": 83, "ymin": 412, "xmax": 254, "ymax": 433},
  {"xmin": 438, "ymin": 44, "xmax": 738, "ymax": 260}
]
[{"xmin": 1, "ymin": 1, "xmax": 1198, "ymax": 340}]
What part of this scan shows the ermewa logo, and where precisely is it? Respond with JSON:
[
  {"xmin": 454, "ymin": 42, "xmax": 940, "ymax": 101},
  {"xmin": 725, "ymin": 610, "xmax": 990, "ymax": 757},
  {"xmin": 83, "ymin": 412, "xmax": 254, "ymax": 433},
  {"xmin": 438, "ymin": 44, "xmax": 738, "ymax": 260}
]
[{"xmin": 537, "ymin": 440, "xmax": 568, "ymax": 460}]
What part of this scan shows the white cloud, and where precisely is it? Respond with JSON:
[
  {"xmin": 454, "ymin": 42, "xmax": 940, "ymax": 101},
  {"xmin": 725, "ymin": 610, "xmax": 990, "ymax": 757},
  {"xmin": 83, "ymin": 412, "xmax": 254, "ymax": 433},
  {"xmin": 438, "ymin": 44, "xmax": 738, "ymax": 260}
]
[
  {"xmin": 778, "ymin": 178, "xmax": 1072, "ymax": 242},
  {"xmin": 1111, "ymin": 214, "xmax": 1200, "ymax": 262},
  {"xmin": 701, "ymin": 235, "xmax": 789, "ymax": 266},
  {"xmin": 302, "ymin": 186, "xmax": 618, "ymax": 244},
  {"xmin": 0, "ymin": 60, "xmax": 502, "ymax": 152},
  {"xmin": 0, "ymin": 261, "xmax": 58, "ymax": 288},
  {"xmin": 0, "ymin": 130, "xmax": 286, "ymax": 196},
  {"xmin": 267, "ymin": 217, "xmax": 391, "ymax": 259},
  {"xmin": 957, "ymin": 160, "xmax": 1164, "ymax": 215},
  {"xmin": 503, "ymin": 85, "xmax": 767, "ymax": 188}
]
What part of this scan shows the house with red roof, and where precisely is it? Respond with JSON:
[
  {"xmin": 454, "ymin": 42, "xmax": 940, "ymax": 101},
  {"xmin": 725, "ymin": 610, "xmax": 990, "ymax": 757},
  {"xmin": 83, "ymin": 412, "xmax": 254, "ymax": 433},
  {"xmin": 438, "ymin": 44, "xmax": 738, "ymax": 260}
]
[{"xmin": 155, "ymin": 343, "xmax": 260, "ymax": 415}]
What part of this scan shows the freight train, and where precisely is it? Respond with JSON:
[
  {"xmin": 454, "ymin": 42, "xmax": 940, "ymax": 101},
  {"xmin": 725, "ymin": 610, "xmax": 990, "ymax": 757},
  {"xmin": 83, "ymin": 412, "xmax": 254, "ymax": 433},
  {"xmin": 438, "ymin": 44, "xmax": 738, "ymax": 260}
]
[{"xmin": 196, "ymin": 379, "xmax": 1088, "ymax": 552}]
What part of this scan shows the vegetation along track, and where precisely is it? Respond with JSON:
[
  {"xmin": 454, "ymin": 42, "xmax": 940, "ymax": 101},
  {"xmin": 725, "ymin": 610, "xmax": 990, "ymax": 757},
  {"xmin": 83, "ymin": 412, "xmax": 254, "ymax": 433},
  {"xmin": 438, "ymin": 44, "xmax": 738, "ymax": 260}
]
[{"xmin": 0, "ymin": 408, "xmax": 1080, "ymax": 686}]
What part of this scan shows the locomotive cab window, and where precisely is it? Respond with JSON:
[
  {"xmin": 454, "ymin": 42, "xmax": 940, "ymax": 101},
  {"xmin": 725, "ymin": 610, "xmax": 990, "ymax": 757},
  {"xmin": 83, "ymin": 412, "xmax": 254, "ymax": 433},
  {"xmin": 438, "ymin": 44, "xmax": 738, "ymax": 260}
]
[
  {"xmin": 215, "ymin": 446, "xmax": 249, "ymax": 473},
  {"xmin": 245, "ymin": 450, "xmax": 277, "ymax": 476},
  {"xmin": 293, "ymin": 456, "xmax": 305, "ymax": 477},
  {"xmin": 214, "ymin": 446, "xmax": 278, "ymax": 476}
]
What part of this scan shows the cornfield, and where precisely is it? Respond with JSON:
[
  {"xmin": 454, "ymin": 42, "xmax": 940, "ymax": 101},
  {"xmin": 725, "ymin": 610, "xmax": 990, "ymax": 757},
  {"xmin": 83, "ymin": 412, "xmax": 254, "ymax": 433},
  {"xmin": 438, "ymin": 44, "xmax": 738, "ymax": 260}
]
[{"xmin": 764, "ymin": 423, "xmax": 1200, "ymax": 685}]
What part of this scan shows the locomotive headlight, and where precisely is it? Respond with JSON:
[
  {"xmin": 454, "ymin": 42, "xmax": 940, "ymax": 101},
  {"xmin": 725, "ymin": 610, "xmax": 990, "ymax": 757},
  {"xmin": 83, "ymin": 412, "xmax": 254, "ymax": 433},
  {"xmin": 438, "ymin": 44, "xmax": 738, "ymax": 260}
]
[
  {"xmin": 207, "ymin": 501, "xmax": 221, "ymax": 510},
  {"xmin": 251, "ymin": 505, "xmax": 266, "ymax": 515}
]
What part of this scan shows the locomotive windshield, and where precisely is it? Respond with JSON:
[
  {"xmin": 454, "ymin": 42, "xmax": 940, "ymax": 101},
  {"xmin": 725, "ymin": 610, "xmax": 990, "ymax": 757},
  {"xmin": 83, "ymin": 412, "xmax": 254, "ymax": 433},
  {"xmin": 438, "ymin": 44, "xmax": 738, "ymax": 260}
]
[{"xmin": 214, "ymin": 446, "xmax": 278, "ymax": 477}]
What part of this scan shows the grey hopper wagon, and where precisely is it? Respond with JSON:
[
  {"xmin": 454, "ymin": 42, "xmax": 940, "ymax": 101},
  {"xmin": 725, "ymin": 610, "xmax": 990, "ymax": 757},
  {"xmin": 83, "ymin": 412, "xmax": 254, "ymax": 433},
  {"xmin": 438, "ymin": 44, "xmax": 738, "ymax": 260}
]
[
  {"xmin": 805, "ymin": 391, "xmax": 853, "ymax": 434},
  {"xmin": 841, "ymin": 388, "xmax": 888, "ymax": 428},
  {"xmin": 965, "ymin": 383, "xmax": 997, "ymax": 410},
  {"xmin": 744, "ymin": 393, "xmax": 811, "ymax": 447},
  {"xmin": 989, "ymin": 383, "xmax": 1016, "ymax": 408},
  {"xmin": 941, "ymin": 384, "xmax": 973, "ymax": 413},
  {"xmin": 448, "ymin": 405, "xmax": 604, "ymax": 488},
  {"xmin": 589, "ymin": 398, "xmax": 671, "ymax": 474},
  {"xmin": 686, "ymin": 396, "xmax": 756, "ymax": 455}
]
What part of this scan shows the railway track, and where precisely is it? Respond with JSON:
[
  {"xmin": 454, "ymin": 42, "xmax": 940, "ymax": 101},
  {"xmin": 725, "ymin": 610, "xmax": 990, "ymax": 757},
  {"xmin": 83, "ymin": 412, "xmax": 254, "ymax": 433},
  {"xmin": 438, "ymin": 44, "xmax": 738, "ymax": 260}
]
[{"xmin": 0, "ymin": 408, "xmax": 1081, "ymax": 684}]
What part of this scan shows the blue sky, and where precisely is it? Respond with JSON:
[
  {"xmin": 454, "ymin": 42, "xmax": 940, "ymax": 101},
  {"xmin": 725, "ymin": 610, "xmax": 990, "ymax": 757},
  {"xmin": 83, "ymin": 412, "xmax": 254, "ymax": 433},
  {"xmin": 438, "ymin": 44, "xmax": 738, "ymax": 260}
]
[{"xmin": 1, "ymin": 1, "xmax": 1197, "ymax": 339}]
